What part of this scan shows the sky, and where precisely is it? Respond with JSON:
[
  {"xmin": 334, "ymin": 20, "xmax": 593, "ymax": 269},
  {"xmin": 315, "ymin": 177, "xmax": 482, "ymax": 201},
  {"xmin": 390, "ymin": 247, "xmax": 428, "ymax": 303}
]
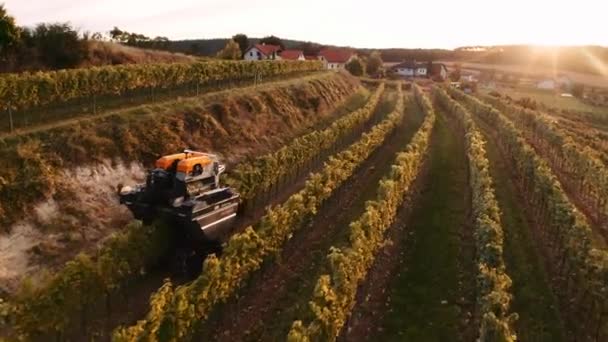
[{"xmin": 3, "ymin": 0, "xmax": 607, "ymax": 49}]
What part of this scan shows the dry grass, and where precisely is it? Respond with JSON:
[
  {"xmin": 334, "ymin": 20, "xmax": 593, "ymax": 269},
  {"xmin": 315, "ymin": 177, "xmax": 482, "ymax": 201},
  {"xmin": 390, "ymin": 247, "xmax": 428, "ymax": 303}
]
[{"xmin": 83, "ymin": 41, "xmax": 196, "ymax": 67}]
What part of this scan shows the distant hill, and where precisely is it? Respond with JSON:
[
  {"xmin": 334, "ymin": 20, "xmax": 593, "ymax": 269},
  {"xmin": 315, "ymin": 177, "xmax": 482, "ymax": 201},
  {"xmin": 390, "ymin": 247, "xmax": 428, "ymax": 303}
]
[
  {"xmin": 449, "ymin": 45, "xmax": 608, "ymax": 77},
  {"xmin": 159, "ymin": 37, "xmax": 320, "ymax": 56}
]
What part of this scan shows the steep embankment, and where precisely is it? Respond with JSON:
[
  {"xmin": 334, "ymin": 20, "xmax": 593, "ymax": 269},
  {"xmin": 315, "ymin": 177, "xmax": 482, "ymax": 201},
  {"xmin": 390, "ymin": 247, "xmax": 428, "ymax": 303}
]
[{"xmin": 0, "ymin": 72, "xmax": 359, "ymax": 294}]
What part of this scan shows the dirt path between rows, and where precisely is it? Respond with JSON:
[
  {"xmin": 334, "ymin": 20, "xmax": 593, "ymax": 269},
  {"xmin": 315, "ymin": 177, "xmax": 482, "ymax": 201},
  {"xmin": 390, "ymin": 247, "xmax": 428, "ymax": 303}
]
[{"xmin": 197, "ymin": 96, "xmax": 424, "ymax": 342}]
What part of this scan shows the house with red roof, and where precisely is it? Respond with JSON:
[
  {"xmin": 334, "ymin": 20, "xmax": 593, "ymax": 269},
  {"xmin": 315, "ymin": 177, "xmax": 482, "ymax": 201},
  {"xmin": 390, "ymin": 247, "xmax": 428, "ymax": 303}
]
[
  {"xmin": 244, "ymin": 43, "xmax": 282, "ymax": 61},
  {"xmin": 279, "ymin": 49, "xmax": 305, "ymax": 61},
  {"xmin": 318, "ymin": 49, "xmax": 356, "ymax": 70}
]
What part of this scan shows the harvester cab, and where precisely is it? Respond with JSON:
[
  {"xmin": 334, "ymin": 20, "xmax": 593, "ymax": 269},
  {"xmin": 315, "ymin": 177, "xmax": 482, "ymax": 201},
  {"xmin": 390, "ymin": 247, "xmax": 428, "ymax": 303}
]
[{"xmin": 119, "ymin": 150, "xmax": 240, "ymax": 256}]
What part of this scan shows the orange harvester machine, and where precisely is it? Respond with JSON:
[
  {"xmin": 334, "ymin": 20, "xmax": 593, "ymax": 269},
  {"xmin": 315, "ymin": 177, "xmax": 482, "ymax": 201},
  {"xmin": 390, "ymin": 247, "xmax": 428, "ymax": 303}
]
[{"xmin": 119, "ymin": 150, "xmax": 240, "ymax": 252}]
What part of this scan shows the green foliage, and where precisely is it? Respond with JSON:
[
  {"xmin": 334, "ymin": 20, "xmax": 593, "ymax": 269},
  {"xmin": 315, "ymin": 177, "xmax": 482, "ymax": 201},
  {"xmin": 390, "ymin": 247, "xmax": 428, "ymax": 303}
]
[
  {"xmin": 365, "ymin": 51, "xmax": 383, "ymax": 75},
  {"xmin": 114, "ymin": 82, "xmax": 405, "ymax": 341},
  {"xmin": 26, "ymin": 23, "xmax": 88, "ymax": 69},
  {"xmin": 232, "ymin": 33, "xmax": 249, "ymax": 53},
  {"xmin": 216, "ymin": 39, "xmax": 241, "ymax": 60},
  {"xmin": 435, "ymin": 87, "xmax": 517, "ymax": 341},
  {"xmin": 259, "ymin": 35, "xmax": 284, "ymax": 49},
  {"xmin": 0, "ymin": 60, "xmax": 323, "ymax": 112},
  {"xmin": 0, "ymin": 4, "xmax": 20, "ymax": 57},
  {"xmin": 345, "ymin": 56, "xmax": 365, "ymax": 76},
  {"xmin": 288, "ymin": 84, "xmax": 435, "ymax": 341}
]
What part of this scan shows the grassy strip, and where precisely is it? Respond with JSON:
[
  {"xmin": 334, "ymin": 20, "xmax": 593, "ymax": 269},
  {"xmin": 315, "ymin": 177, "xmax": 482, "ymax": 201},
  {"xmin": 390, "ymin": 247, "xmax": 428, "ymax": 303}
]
[
  {"xmin": 287, "ymin": 84, "xmax": 434, "ymax": 341},
  {"xmin": 113, "ymin": 85, "xmax": 406, "ymax": 341},
  {"xmin": 436, "ymin": 87, "xmax": 517, "ymax": 341}
]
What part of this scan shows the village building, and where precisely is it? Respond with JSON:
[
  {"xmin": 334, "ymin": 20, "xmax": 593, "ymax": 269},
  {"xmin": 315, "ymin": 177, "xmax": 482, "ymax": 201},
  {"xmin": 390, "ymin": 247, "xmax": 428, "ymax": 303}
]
[
  {"xmin": 318, "ymin": 49, "xmax": 357, "ymax": 70},
  {"xmin": 243, "ymin": 44, "xmax": 282, "ymax": 61},
  {"xmin": 278, "ymin": 49, "xmax": 305, "ymax": 61}
]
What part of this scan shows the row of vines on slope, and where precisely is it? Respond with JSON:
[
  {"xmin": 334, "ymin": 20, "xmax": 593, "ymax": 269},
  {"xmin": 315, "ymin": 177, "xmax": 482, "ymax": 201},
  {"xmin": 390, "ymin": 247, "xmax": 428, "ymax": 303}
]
[
  {"xmin": 287, "ymin": 83, "xmax": 433, "ymax": 341},
  {"xmin": 112, "ymin": 84, "xmax": 406, "ymax": 341},
  {"xmin": 435, "ymin": 87, "xmax": 517, "ymax": 341},
  {"xmin": 451, "ymin": 88, "xmax": 608, "ymax": 341},
  {"xmin": 0, "ymin": 60, "xmax": 322, "ymax": 112},
  {"xmin": 226, "ymin": 83, "xmax": 385, "ymax": 204},
  {"xmin": 477, "ymin": 94, "xmax": 608, "ymax": 232},
  {"xmin": 3, "ymin": 82, "xmax": 379, "ymax": 340}
]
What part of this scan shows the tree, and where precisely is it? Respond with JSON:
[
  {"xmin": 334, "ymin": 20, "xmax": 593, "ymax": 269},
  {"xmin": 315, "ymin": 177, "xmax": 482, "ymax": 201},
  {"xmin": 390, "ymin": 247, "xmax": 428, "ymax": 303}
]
[
  {"xmin": 0, "ymin": 4, "xmax": 21, "ymax": 58},
  {"xmin": 346, "ymin": 56, "xmax": 365, "ymax": 76},
  {"xmin": 30, "ymin": 23, "xmax": 88, "ymax": 69},
  {"xmin": 232, "ymin": 34, "xmax": 249, "ymax": 53},
  {"xmin": 259, "ymin": 35, "xmax": 284, "ymax": 49},
  {"xmin": 109, "ymin": 27, "xmax": 124, "ymax": 41},
  {"xmin": 91, "ymin": 32, "xmax": 103, "ymax": 41},
  {"xmin": 366, "ymin": 51, "xmax": 383, "ymax": 75},
  {"xmin": 449, "ymin": 63, "xmax": 462, "ymax": 82},
  {"xmin": 217, "ymin": 39, "xmax": 241, "ymax": 60}
]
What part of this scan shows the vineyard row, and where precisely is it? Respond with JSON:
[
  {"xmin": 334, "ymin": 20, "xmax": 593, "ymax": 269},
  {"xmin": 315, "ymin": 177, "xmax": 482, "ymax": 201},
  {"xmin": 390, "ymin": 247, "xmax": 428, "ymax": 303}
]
[
  {"xmin": 479, "ymin": 94, "xmax": 608, "ymax": 231},
  {"xmin": 435, "ymin": 87, "xmax": 517, "ymax": 341},
  {"xmin": 0, "ymin": 60, "xmax": 323, "ymax": 112},
  {"xmin": 288, "ymin": 83, "xmax": 435, "ymax": 341}
]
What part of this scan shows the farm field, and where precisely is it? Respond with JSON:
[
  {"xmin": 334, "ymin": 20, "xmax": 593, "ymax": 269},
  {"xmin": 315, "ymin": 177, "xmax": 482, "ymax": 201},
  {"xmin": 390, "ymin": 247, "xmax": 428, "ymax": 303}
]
[
  {"xmin": 484, "ymin": 86, "xmax": 605, "ymax": 115},
  {"xmin": 442, "ymin": 61, "xmax": 608, "ymax": 88},
  {"xmin": 2, "ymin": 64, "xmax": 608, "ymax": 342}
]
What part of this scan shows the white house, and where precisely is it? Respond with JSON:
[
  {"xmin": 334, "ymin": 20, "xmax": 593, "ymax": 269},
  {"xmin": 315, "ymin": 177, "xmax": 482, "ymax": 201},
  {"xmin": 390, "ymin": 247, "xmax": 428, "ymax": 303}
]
[
  {"xmin": 537, "ymin": 79, "xmax": 556, "ymax": 89},
  {"xmin": 278, "ymin": 49, "xmax": 305, "ymax": 61},
  {"xmin": 244, "ymin": 44, "xmax": 282, "ymax": 61},
  {"xmin": 391, "ymin": 62, "xmax": 428, "ymax": 77},
  {"xmin": 318, "ymin": 49, "xmax": 356, "ymax": 70}
]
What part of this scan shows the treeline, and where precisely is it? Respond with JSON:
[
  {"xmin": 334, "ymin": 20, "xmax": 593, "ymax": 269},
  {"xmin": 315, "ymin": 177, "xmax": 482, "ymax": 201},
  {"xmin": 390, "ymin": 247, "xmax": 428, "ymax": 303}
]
[{"xmin": 0, "ymin": 4, "xmax": 89, "ymax": 73}]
